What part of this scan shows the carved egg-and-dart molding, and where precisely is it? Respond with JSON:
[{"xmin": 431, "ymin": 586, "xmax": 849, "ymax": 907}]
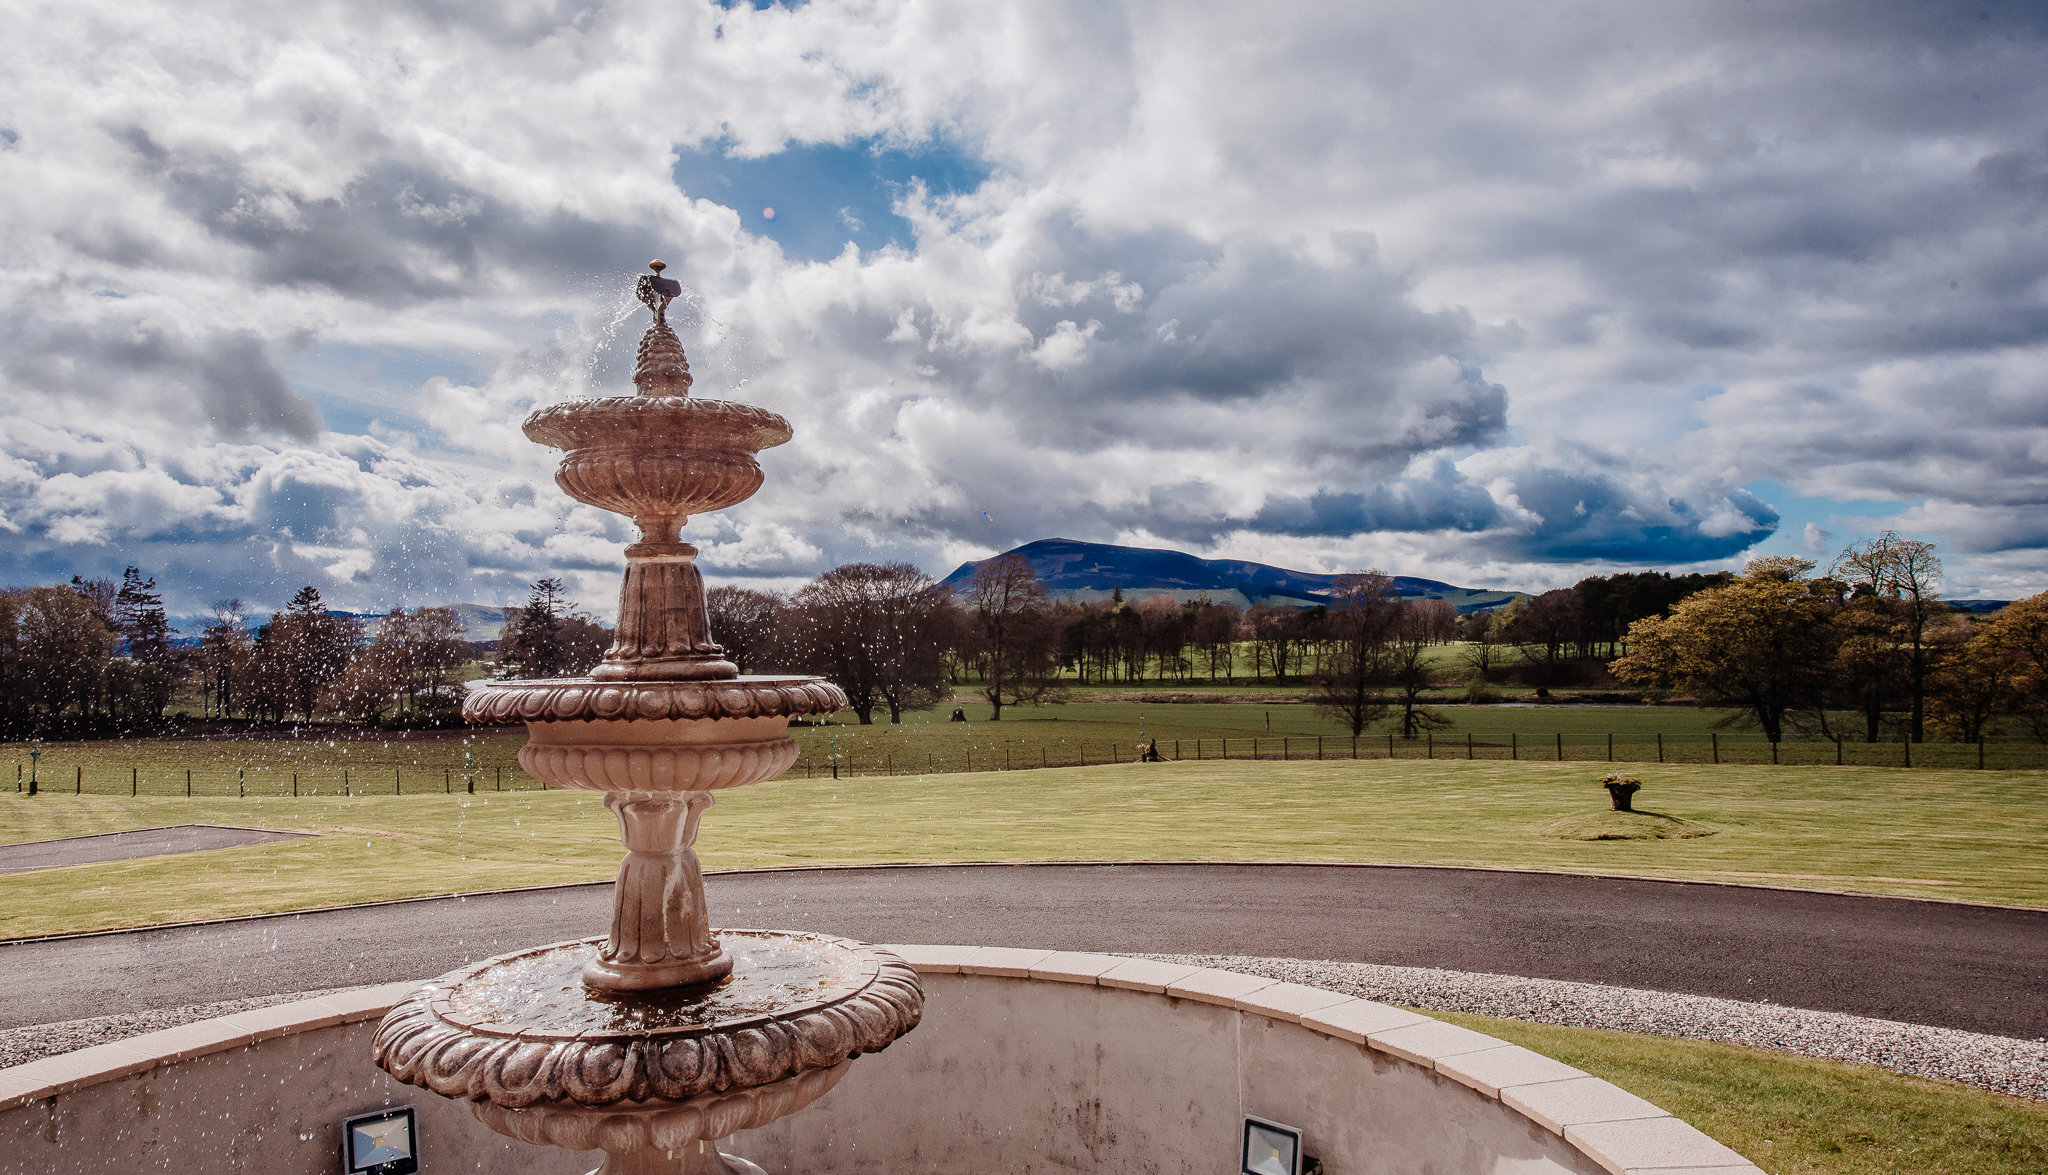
[
  {"xmin": 372, "ymin": 934, "xmax": 923, "ymax": 1111},
  {"xmin": 461, "ymin": 676, "xmax": 848, "ymax": 725}
]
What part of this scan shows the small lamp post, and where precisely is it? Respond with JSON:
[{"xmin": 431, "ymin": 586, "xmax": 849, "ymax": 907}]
[
  {"xmin": 462, "ymin": 751, "xmax": 478, "ymax": 796},
  {"xmin": 27, "ymin": 741, "xmax": 41, "ymax": 797},
  {"xmin": 829, "ymin": 732, "xmax": 840, "ymax": 780}
]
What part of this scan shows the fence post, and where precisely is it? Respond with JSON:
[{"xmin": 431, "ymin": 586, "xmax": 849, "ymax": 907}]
[
  {"xmin": 238, "ymin": 768, "xmax": 245, "ymax": 798},
  {"xmin": 444, "ymin": 767, "xmax": 451, "ymax": 793},
  {"xmin": 185, "ymin": 769, "xmax": 191, "ymax": 797},
  {"xmin": 293, "ymin": 772, "xmax": 299, "ymax": 797},
  {"xmin": 1835, "ymin": 735, "xmax": 1843, "ymax": 766},
  {"xmin": 1711, "ymin": 733, "xmax": 1718, "ymax": 764},
  {"xmin": 396, "ymin": 768, "xmax": 401, "ymax": 795},
  {"xmin": 1556, "ymin": 733, "xmax": 1563, "ymax": 761},
  {"xmin": 1467, "ymin": 733, "xmax": 1473, "ymax": 760},
  {"xmin": 1979, "ymin": 737, "xmax": 1985, "ymax": 770},
  {"xmin": 1511, "ymin": 733, "xmax": 1517, "ymax": 760},
  {"xmin": 131, "ymin": 768, "xmax": 137, "ymax": 797},
  {"xmin": 1656, "ymin": 734, "xmax": 1663, "ymax": 764},
  {"xmin": 76, "ymin": 765, "xmax": 82, "ymax": 794},
  {"xmin": 1252, "ymin": 739, "xmax": 1258, "ymax": 761},
  {"xmin": 929, "ymin": 752, "xmax": 935, "ymax": 773},
  {"xmin": 1608, "ymin": 733, "xmax": 1613, "ymax": 762},
  {"xmin": 1317, "ymin": 735, "xmax": 1324, "ymax": 760},
  {"xmin": 1427, "ymin": 733, "xmax": 1433, "ymax": 760}
]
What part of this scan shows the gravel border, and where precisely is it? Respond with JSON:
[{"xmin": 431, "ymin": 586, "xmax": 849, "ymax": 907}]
[
  {"xmin": 1138, "ymin": 953, "xmax": 2046, "ymax": 1101},
  {"xmin": 0, "ymin": 987, "xmax": 360, "ymax": 1069}
]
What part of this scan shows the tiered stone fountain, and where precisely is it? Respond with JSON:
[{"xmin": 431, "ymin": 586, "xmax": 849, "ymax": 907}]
[{"xmin": 373, "ymin": 263, "xmax": 922, "ymax": 1175}]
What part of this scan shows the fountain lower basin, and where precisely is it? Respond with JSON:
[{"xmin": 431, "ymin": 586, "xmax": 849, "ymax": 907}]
[{"xmin": 374, "ymin": 933, "xmax": 921, "ymax": 1174}]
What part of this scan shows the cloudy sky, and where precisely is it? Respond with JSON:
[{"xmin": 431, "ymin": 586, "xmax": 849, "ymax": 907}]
[{"xmin": 2, "ymin": 0, "xmax": 2045, "ymax": 620}]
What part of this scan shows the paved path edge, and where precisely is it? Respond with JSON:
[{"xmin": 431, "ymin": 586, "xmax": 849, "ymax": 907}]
[{"xmin": 5, "ymin": 857, "xmax": 2042, "ymax": 947}]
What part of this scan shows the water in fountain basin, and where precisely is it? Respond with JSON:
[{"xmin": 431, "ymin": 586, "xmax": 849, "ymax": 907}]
[{"xmin": 440, "ymin": 933, "xmax": 874, "ymax": 1034}]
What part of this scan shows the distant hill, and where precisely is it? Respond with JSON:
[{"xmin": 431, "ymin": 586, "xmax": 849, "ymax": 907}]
[
  {"xmin": 350, "ymin": 603, "xmax": 514, "ymax": 641},
  {"xmin": 171, "ymin": 602, "xmax": 514, "ymax": 644},
  {"xmin": 939, "ymin": 538, "xmax": 1520, "ymax": 613},
  {"xmin": 1948, "ymin": 600, "xmax": 2013, "ymax": 614}
]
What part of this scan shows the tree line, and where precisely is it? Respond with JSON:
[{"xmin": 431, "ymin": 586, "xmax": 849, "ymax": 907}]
[
  {"xmin": 9, "ymin": 529, "xmax": 2041, "ymax": 746},
  {"xmin": 0, "ymin": 571, "xmax": 611, "ymax": 735},
  {"xmin": 1612, "ymin": 537, "xmax": 2048, "ymax": 745}
]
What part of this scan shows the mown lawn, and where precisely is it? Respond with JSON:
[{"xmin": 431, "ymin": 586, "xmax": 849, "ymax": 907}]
[
  {"xmin": 2, "ymin": 757, "xmax": 2041, "ymax": 938},
  {"xmin": 1433, "ymin": 1011, "xmax": 2048, "ymax": 1175}
]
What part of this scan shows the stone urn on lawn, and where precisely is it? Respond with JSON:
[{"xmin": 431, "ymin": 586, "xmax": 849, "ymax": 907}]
[{"xmin": 1600, "ymin": 773, "xmax": 1642, "ymax": 812}]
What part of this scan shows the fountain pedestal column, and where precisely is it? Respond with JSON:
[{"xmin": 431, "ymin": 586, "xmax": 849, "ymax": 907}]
[
  {"xmin": 593, "ymin": 790, "xmax": 725, "ymax": 990},
  {"xmin": 373, "ymin": 261, "xmax": 922, "ymax": 1175}
]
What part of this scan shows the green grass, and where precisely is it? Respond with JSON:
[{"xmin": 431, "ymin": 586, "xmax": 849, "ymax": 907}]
[
  {"xmin": 2, "ymin": 758, "xmax": 2042, "ymax": 938},
  {"xmin": 6, "ymin": 699, "xmax": 2043, "ymax": 799},
  {"xmin": 1430, "ymin": 1011, "xmax": 2048, "ymax": 1175}
]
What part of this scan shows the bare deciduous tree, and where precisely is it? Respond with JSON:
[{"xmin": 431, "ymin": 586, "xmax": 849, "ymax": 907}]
[
  {"xmin": 787, "ymin": 563, "xmax": 953, "ymax": 724},
  {"xmin": 1310, "ymin": 572, "xmax": 1399, "ymax": 737},
  {"xmin": 705, "ymin": 585, "xmax": 784, "ymax": 675},
  {"xmin": 964, "ymin": 554, "xmax": 1063, "ymax": 720},
  {"xmin": 1834, "ymin": 532, "xmax": 1942, "ymax": 743}
]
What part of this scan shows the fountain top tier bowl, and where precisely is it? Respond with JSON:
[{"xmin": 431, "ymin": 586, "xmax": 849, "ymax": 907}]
[
  {"xmin": 463, "ymin": 260, "xmax": 840, "ymax": 689},
  {"xmin": 514, "ymin": 258, "xmax": 791, "ymax": 555}
]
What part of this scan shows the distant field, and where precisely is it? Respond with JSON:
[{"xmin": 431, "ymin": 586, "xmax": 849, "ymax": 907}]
[
  {"xmin": 4, "ymin": 699, "xmax": 2040, "ymax": 799},
  {"xmin": 1, "ymin": 757, "xmax": 2041, "ymax": 938}
]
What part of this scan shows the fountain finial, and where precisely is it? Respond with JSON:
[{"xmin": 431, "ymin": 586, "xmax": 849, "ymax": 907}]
[{"xmin": 632, "ymin": 260, "xmax": 693, "ymax": 397}]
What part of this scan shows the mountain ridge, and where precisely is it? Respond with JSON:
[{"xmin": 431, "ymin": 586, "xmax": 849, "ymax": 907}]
[{"xmin": 940, "ymin": 538, "xmax": 1520, "ymax": 613}]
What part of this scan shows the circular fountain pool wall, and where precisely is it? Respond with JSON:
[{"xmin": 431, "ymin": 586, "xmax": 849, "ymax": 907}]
[{"xmin": 0, "ymin": 947, "xmax": 1758, "ymax": 1175}]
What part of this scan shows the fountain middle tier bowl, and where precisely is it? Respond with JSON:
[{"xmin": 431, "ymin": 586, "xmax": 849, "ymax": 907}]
[
  {"xmin": 373, "ymin": 932, "xmax": 923, "ymax": 1145},
  {"xmin": 464, "ymin": 675, "xmax": 847, "ymax": 794},
  {"xmin": 523, "ymin": 397, "xmax": 793, "ymax": 520}
]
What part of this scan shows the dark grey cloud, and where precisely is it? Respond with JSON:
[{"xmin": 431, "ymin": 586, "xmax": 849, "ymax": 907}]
[
  {"xmin": 1, "ymin": 315, "xmax": 321, "ymax": 441},
  {"xmin": 108, "ymin": 128, "xmax": 666, "ymax": 307}
]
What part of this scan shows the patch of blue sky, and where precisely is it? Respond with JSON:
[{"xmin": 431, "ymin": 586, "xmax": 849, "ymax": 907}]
[
  {"xmin": 673, "ymin": 136, "xmax": 994, "ymax": 263},
  {"xmin": 287, "ymin": 343, "xmax": 486, "ymax": 437},
  {"xmin": 1740, "ymin": 479, "xmax": 1908, "ymax": 560}
]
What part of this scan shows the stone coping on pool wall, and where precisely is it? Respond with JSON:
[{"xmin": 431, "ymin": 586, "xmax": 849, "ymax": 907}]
[{"xmin": 0, "ymin": 947, "xmax": 1765, "ymax": 1175}]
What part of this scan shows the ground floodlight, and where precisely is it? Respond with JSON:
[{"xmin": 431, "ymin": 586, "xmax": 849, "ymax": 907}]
[
  {"xmin": 1242, "ymin": 1114, "xmax": 1302, "ymax": 1175},
  {"xmin": 342, "ymin": 1105, "xmax": 418, "ymax": 1175}
]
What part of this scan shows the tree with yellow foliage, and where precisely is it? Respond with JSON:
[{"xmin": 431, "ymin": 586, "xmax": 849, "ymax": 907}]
[{"xmin": 1612, "ymin": 556, "xmax": 1839, "ymax": 743}]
